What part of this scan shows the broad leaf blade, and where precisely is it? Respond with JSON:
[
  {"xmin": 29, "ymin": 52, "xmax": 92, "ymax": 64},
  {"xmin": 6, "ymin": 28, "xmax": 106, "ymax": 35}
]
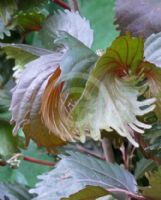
[{"xmin": 30, "ymin": 152, "xmax": 137, "ymax": 200}]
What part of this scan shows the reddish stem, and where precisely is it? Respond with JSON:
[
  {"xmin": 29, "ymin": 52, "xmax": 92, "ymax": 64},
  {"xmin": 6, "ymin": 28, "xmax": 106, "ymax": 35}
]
[
  {"xmin": 52, "ymin": 0, "xmax": 71, "ymax": 10},
  {"xmin": 23, "ymin": 156, "xmax": 55, "ymax": 166},
  {"xmin": 108, "ymin": 189, "xmax": 148, "ymax": 200}
]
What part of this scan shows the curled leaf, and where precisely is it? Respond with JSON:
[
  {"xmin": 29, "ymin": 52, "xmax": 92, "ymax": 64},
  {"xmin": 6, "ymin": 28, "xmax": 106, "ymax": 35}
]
[
  {"xmin": 10, "ymin": 53, "xmax": 65, "ymax": 150},
  {"xmin": 72, "ymin": 34, "xmax": 156, "ymax": 146}
]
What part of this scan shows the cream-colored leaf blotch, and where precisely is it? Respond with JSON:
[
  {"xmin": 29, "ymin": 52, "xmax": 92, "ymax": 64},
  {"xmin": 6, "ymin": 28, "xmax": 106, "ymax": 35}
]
[{"xmin": 73, "ymin": 76, "xmax": 156, "ymax": 147}]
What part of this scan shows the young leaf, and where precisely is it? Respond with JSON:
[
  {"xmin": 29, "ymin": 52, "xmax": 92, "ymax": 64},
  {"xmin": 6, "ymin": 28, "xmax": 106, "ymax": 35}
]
[
  {"xmin": 30, "ymin": 152, "xmax": 137, "ymax": 200},
  {"xmin": 142, "ymin": 167, "xmax": 161, "ymax": 200},
  {"xmin": 40, "ymin": 10, "xmax": 93, "ymax": 49},
  {"xmin": 0, "ymin": 183, "xmax": 32, "ymax": 200},
  {"xmin": 72, "ymin": 34, "xmax": 155, "ymax": 146},
  {"xmin": 115, "ymin": 0, "xmax": 161, "ymax": 38}
]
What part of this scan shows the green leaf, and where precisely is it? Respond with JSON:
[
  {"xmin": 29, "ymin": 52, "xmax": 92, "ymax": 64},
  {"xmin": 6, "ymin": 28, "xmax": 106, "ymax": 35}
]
[
  {"xmin": 0, "ymin": 44, "xmax": 41, "ymax": 69},
  {"xmin": 0, "ymin": 89, "xmax": 11, "ymax": 122},
  {"xmin": 0, "ymin": 142, "xmax": 55, "ymax": 187},
  {"xmin": 142, "ymin": 167, "xmax": 161, "ymax": 200},
  {"xmin": 135, "ymin": 158, "xmax": 156, "ymax": 179},
  {"xmin": 78, "ymin": 0, "xmax": 119, "ymax": 50},
  {"xmin": 30, "ymin": 151, "xmax": 137, "ymax": 200},
  {"xmin": 0, "ymin": 183, "xmax": 32, "ymax": 200},
  {"xmin": 62, "ymin": 186, "xmax": 109, "ymax": 200},
  {"xmin": 72, "ymin": 34, "xmax": 155, "ymax": 146},
  {"xmin": 13, "ymin": 10, "xmax": 45, "ymax": 32},
  {"xmin": 0, "ymin": 122, "xmax": 19, "ymax": 160}
]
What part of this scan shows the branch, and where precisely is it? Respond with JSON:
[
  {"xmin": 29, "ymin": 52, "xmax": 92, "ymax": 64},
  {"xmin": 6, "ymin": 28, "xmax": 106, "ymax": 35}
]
[
  {"xmin": 102, "ymin": 138, "xmax": 115, "ymax": 163},
  {"xmin": 108, "ymin": 189, "xmax": 148, "ymax": 200},
  {"xmin": 52, "ymin": 0, "xmax": 71, "ymax": 10},
  {"xmin": 23, "ymin": 156, "xmax": 55, "ymax": 166},
  {"xmin": 76, "ymin": 145, "xmax": 105, "ymax": 160}
]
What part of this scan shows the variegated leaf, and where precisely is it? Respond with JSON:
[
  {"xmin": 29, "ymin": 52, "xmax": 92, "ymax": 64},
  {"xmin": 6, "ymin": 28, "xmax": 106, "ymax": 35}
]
[{"xmin": 72, "ymin": 34, "xmax": 156, "ymax": 147}]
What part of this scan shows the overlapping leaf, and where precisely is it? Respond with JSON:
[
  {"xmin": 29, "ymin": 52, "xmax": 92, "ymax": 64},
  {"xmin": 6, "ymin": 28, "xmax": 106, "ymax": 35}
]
[
  {"xmin": 115, "ymin": 0, "xmax": 161, "ymax": 38},
  {"xmin": 30, "ymin": 152, "xmax": 137, "ymax": 200},
  {"xmin": 40, "ymin": 10, "xmax": 93, "ymax": 49},
  {"xmin": 10, "ymin": 31, "xmax": 98, "ymax": 150},
  {"xmin": 72, "ymin": 34, "xmax": 156, "ymax": 146}
]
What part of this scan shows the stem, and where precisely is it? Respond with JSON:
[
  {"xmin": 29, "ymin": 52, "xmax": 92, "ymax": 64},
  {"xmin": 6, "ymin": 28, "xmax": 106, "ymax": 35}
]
[
  {"xmin": 0, "ymin": 161, "xmax": 6, "ymax": 166},
  {"xmin": 76, "ymin": 145, "xmax": 105, "ymax": 160},
  {"xmin": 52, "ymin": 0, "xmax": 71, "ymax": 10},
  {"xmin": 102, "ymin": 138, "xmax": 115, "ymax": 163},
  {"xmin": 68, "ymin": 0, "xmax": 79, "ymax": 11},
  {"xmin": 108, "ymin": 189, "xmax": 148, "ymax": 200},
  {"xmin": 23, "ymin": 156, "xmax": 55, "ymax": 166}
]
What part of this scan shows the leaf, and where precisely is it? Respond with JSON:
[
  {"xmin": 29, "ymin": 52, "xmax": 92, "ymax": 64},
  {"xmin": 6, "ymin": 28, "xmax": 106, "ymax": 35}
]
[
  {"xmin": 144, "ymin": 124, "xmax": 161, "ymax": 152},
  {"xmin": 115, "ymin": 0, "xmax": 161, "ymax": 38},
  {"xmin": 40, "ymin": 32, "xmax": 98, "ymax": 143},
  {"xmin": 142, "ymin": 167, "xmax": 161, "ymax": 200},
  {"xmin": 0, "ymin": 43, "xmax": 54, "ymax": 81},
  {"xmin": 10, "ymin": 53, "xmax": 66, "ymax": 150},
  {"xmin": 79, "ymin": 0, "xmax": 119, "ymax": 50},
  {"xmin": 13, "ymin": 10, "xmax": 45, "ymax": 32},
  {"xmin": 0, "ymin": 20, "xmax": 11, "ymax": 39},
  {"xmin": 0, "ymin": 122, "xmax": 19, "ymax": 160},
  {"xmin": 0, "ymin": 89, "xmax": 11, "ymax": 122},
  {"xmin": 135, "ymin": 158, "xmax": 156, "ymax": 179},
  {"xmin": 0, "ymin": 0, "xmax": 17, "ymax": 24},
  {"xmin": 144, "ymin": 32, "xmax": 161, "ymax": 68},
  {"xmin": 0, "ymin": 141, "xmax": 55, "ymax": 187},
  {"xmin": 72, "ymin": 34, "xmax": 155, "ymax": 146},
  {"xmin": 0, "ymin": 183, "xmax": 32, "ymax": 200},
  {"xmin": 30, "ymin": 152, "xmax": 137, "ymax": 200},
  {"xmin": 62, "ymin": 186, "xmax": 109, "ymax": 200},
  {"xmin": 40, "ymin": 9, "xmax": 93, "ymax": 49}
]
